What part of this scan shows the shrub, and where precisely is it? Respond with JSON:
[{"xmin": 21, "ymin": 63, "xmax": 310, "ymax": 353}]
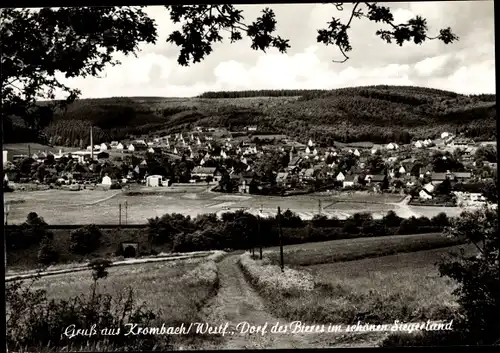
[
  {"xmin": 110, "ymin": 182, "xmax": 122, "ymax": 189},
  {"xmin": 6, "ymin": 269, "xmax": 169, "ymax": 351},
  {"xmin": 437, "ymin": 207, "xmax": 500, "ymax": 345},
  {"xmin": 7, "ymin": 213, "xmax": 53, "ymax": 250},
  {"xmin": 397, "ymin": 218, "xmax": 415, "ymax": 235},
  {"xmin": 311, "ymin": 214, "xmax": 329, "ymax": 228},
  {"xmin": 383, "ymin": 210, "xmax": 403, "ymax": 227},
  {"xmin": 69, "ymin": 225, "xmax": 102, "ymax": 255},
  {"xmin": 239, "ymin": 253, "xmax": 314, "ymax": 293},
  {"xmin": 3, "ymin": 179, "xmax": 14, "ymax": 192},
  {"xmin": 431, "ymin": 212, "xmax": 450, "ymax": 228},
  {"xmin": 37, "ymin": 237, "xmax": 59, "ymax": 265},
  {"xmin": 172, "ymin": 229, "xmax": 217, "ymax": 252}
]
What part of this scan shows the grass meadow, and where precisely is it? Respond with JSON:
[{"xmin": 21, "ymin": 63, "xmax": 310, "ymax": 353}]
[
  {"xmin": 12, "ymin": 254, "xmax": 226, "ymax": 350},
  {"xmin": 264, "ymin": 233, "xmax": 464, "ymax": 266},
  {"xmin": 241, "ymin": 238, "xmax": 476, "ymax": 345},
  {"xmin": 5, "ymin": 187, "xmax": 461, "ymax": 225}
]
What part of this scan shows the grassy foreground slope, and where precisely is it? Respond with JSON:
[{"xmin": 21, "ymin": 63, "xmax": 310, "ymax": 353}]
[{"xmin": 20, "ymin": 85, "xmax": 495, "ymax": 146}]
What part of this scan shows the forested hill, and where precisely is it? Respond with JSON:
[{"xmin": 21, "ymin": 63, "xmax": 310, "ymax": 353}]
[{"xmin": 8, "ymin": 85, "xmax": 496, "ymax": 146}]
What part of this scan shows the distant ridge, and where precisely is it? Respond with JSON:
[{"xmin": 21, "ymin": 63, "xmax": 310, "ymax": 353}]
[{"xmin": 5, "ymin": 85, "xmax": 496, "ymax": 146}]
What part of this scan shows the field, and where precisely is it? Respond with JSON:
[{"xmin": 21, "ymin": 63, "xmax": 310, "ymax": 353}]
[
  {"xmin": 308, "ymin": 244, "xmax": 476, "ymax": 316},
  {"xmin": 244, "ymin": 240, "xmax": 477, "ymax": 344},
  {"xmin": 10, "ymin": 255, "xmax": 224, "ymax": 350},
  {"xmin": 264, "ymin": 233, "xmax": 464, "ymax": 266},
  {"xmin": 4, "ymin": 188, "xmax": 463, "ymax": 225}
]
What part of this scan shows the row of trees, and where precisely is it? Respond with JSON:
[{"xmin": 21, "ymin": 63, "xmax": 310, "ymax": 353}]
[
  {"xmin": 6, "ymin": 208, "xmax": 454, "ymax": 265},
  {"xmin": 145, "ymin": 209, "xmax": 454, "ymax": 253}
]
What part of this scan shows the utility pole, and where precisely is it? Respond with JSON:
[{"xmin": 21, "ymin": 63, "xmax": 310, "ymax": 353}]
[
  {"xmin": 28, "ymin": 144, "xmax": 31, "ymax": 157},
  {"xmin": 90, "ymin": 126, "xmax": 94, "ymax": 161},
  {"xmin": 318, "ymin": 199, "xmax": 322, "ymax": 215},
  {"xmin": 277, "ymin": 206, "xmax": 284, "ymax": 272},
  {"xmin": 258, "ymin": 213, "xmax": 263, "ymax": 260},
  {"xmin": 4, "ymin": 204, "xmax": 9, "ymax": 226},
  {"xmin": 118, "ymin": 203, "xmax": 122, "ymax": 226},
  {"xmin": 125, "ymin": 201, "xmax": 128, "ymax": 225}
]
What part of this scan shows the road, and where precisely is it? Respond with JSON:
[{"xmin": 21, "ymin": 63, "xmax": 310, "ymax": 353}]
[{"xmin": 199, "ymin": 254, "xmax": 386, "ymax": 349}]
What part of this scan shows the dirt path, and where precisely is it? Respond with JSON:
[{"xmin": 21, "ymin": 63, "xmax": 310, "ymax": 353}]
[
  {"xmin": 389, "ymin": 195, "xmax": 421, "ymax": 218},
  {"xmin": 199, "ymin": 254, "xmax": 383, "ymax": 349}
]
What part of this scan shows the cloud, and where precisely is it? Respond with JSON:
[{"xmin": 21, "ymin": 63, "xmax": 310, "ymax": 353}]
[{"xmin": 53, "ymin": 1, "xmax": 494, "ymax": 99}]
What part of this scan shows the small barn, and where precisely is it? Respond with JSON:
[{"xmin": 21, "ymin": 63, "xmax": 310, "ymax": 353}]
[
  {"xmin": 146, "ymin": 175, "xmax": 166, "ymax": 187},
  {"xmin": 102, "ymin": 175, "xmax": 112, "ymax": 186}
]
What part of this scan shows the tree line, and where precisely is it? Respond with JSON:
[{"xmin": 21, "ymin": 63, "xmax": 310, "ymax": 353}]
[
  {"xmin": 5, "ymin": 85, "xmax": 495, "ymax": 146},
  {"xmin": 6, "ymin": 209, "xmax": 455, "ymax": 262}
]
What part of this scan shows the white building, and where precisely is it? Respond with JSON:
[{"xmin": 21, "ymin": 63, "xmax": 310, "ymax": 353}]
[
  {"xmin": 102, "ymin": 175, "xmax": 112, "ymax": 186},
  {"xmin": 353, "ymin": 149, "xmax": 360, "ymax": 157},
  {"xmin": 441, "ymin": 132, "xmax": 450, "ymax": 139},
  {"xmin": 414, "ymin": 141, "xmax": 423, "ymax": 148},
  {"xmin": 308, "ymin": 139, "xmax": 314, "ymax": 147},
  {"xmin": 423, "ymin": 183, "xmax": 435, "ymax": 194},
  {"xmin": 146, "ymin": 175, "xmax": 166, "ymax": 187},
  {"xmin": 116, "ymin": 143, "xmax": 124, "ymax": 150},
  {"xmin": 336, "ymin": 172, "xmax": 345, "ymax": 181},
  {"xmin": 100, "ymin": 143, "xmax": 108, "ymax": 151},
  {"xmin": 3, "ymin": 150, "xmax": 7, "ymax": 167},
  {"xmin": 419, "ymin": 190, "xmax": 432, "ymax": 200}
]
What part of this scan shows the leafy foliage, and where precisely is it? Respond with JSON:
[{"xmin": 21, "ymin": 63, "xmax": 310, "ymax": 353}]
[
  {"xmin": 6, "ymin": 268, "xmax": 168, "ymax": 351},
  {"xmin": 1, "ymin": 7, "xmax": 156, "ymax": 135},
  {"xmin": 37, "ymin": 236, "xmax": 59, "ymax": 265},
  {"xmin": 69, "ymin": 224, "xmax": 103, "ymax": 255},
  {"xmin": 166, "ymin": 3, "xmax": 457, "ymax": 66}
]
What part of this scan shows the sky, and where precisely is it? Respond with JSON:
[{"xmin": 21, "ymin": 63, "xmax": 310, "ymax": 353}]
[{"xmin": 55, "ymin": 1, "xmax": 495, "ymax": 98}]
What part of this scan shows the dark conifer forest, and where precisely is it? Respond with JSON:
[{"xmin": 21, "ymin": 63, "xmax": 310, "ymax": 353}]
[{"xmin": 5, "ymin": 85, "xmax": 496, "ymax": 146}]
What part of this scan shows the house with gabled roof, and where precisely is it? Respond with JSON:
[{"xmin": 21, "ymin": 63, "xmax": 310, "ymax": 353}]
[
  {"xmin": 304, "ymin": 168, "xmax": 315, "ymax": 181},
  {"xmin": 276, "ymin": 172, "xmax": 289, "ymax": 187},
  {"xmin": 343, "ymin": 174, "xmax": 357, "ymax": 188},
  {"xmin": 419, "ymin": 189, "xmax": 433, "ymax": 200},
  {"xmin": 288, "ymin": 156, "xmax": 302, "ymax": 167}
]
